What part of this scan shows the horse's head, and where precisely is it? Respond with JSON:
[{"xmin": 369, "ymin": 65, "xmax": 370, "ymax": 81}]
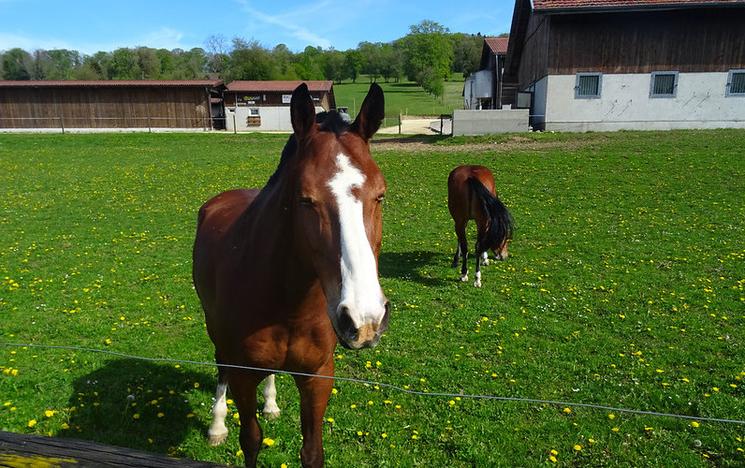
[{"xmin": 287, "ymin": 83, "xmax": 389, "ymax": 350}]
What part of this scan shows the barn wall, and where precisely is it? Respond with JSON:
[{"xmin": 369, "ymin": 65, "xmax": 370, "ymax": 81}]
[
  {"xmin": 0, "ymin": 87, "xmax": 211, "ymax": 129},
  {"xmin": 544, "ymin": 72, "xmax": 745, "ymax": 131},
  {"xmin": 516, "ymin": 14, "xmax": 551, "ymax": 89},
  {"xmin": 548, "ymin": 9, "xmax": 745, "ymax": 74}
]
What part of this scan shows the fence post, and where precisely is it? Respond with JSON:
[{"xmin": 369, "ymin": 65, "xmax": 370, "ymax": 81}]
[
  {"xmin": 233, "ymin": 113, "xmax": 237, "ymax": 134},
  {"xmin": 59, "ymin": 117, "xmax": 65, "ymax": 134},
  {"xmin": 147, "ymin": 116, "xmax": 152, "ymax": 133},
  {"xmin": 398, "ymin": 114, "xmax": 402, "ymax": 135}
]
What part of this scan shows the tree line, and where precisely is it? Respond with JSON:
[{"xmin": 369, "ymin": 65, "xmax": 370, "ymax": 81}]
[{"xmin": 0, "ymin": 21, "xmax": 503, "ymax": 97}]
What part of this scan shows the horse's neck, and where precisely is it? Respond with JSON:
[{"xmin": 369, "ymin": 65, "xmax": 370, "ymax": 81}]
[{"xmin": 234, "ymin": 182, "xmax": 322, "ymax": 308}]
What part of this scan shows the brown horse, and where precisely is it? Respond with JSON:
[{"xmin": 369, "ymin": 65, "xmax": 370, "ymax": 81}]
[
  {"xmin": 448, "ymin": 165, "xmax": 513, "ymax": 287},
  {"xmin": 192, "ymin": 83, "xmax": 389, "ymax": 467}
]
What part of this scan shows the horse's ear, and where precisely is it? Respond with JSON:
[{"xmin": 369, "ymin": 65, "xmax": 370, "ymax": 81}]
[
  {"xmin": 351, "ymin": 83, "xmax": 384, "ymax": 141},
  {"xmin": 291, "ymin": 83, "xmax": 316, "ymax": 138}
]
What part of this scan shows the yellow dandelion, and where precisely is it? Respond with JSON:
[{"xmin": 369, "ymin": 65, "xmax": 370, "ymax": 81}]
[
  {"xmin": 691, "ymin": 421, "xmax": 700, "ymax": 428},
  {"xmin": 263, "ymin": 437, "xmax": 275, "ymax": 447},
  {"xmin": 357, "ymin": 431, "xmax": 364, "ymax": 437},
  {"xmin": 331, "ymin": 388, "xmax": 338, "ymax": 395},
  {"xmin": 157, "ymin": 412, "xmax": 164, "ymax": 418},
  {"xmin": 44, "ymin": 410, "xmax": 57, "ymax": 418},
  {"xmin": 350, "ymin": 404, "xmax": 357, "ymax": 409},
  {"xmin": 644, "ymin": 426, "xmax": 653, "ymax": 432},
  {"xmin": 326, "ymin": 417, "xmax": 334, "ymax": 424},
  {"xmin": 612, "ymin": 427, "xmax": 620, "ymax": 432},
  {"xmin": 281, "ymin": 464, "xmax": 287, "ymax": 468},
  {"xmin": 574, "ymin": 444, "xmax": 582, "ymax": 451},
  {"xmin": 550, "ymin": 449, "xmax": 558, "ymax": 456},
  {"xmin": 549, "ymin": 455, "xmax": 557, "ymax": 463},
  {"xmin": 61, "ymin": 423, "xmax": 70, "ymax": 430},
  {"xmin": 381, "ymin": 433, "xmax": 388, "ymax": 438},
  {"xmin": 236, "ymin": 449, "xmax": 244, "ymax": 457},
  {"xmin": 712, "ymin": 387, "xmax": 719, "ymax": 392},
  {"xmin": 104, "ymin": 338, "xmax": 112, "ymax": 346},
  {"xmin": 563, "ymin": 407, "xmax": 572, "ymax": 414},
  {"xmin": 448, "ymin": 400, "xmax": 456, "ymax": 406},
  {"xmin": 608, "ymin": 413, "xmax": 616, "ymax": 420},
  {"xmin": 27, "ymin": 419, "xmax": 37, "ymax": 428},
  {"xmin": 226, "ymin": 399, "xmax": 234, "ymax": 404},
  {"xmin": 133, "ymin": 413, "xmax": 140, "ymax": 419}
]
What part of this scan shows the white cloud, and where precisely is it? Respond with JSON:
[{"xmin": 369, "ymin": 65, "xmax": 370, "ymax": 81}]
[{"xmin": 234, "ymin": 0, "xmax": 334, "ymax": 49}]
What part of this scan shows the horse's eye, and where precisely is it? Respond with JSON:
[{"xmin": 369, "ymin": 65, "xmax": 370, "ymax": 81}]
[
  {"xmin": 376, "ymin": 194, "xmax": 385, "ymax": 203},
  {"xmin": 299, "ymin": 196, "xmax": 315, "ymax": 206}
]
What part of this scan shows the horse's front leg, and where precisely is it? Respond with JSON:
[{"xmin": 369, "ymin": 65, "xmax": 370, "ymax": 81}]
[
  {"xmin": 294, "ymin": 361, "xmax": 334, "ymax": 468},
  {"xmin": 229, "ymin": 372, "xmax": 264, "ymax": 467}
]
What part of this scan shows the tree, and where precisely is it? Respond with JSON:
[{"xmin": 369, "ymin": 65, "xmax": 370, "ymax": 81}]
[
  {"xmin": 400, "ymin": 20, "xmax": 453, "ymax": 97},
  {"xmin": 136, "ymin": 47, "xmax": 161, "ymax": 79},
  {"xmin": 294, "ymin": 46, "xmax": 324, "ymax": 80},
  {"xmin": 344, "ymin": 50, "xmax": 363, "ymax": 83},
  {"xmin": 227, "ymin": 39, "xmax": 277, "ymax": 81},
  {"xmin": 322, "ymin": 49, "xmax": 347, "ymax": 83},
  {"xmin": 379, "ymin": 43, "xmax": 403, "ymax": 82},
  {"xmin": 205, "ymin": 34, "xmax": 229, "ymax": 77},
  {"xmin": 2, "ymin": 48, "xmax": 32, "ymax": 80},
  {"xmin": 451, "ymin": 33, "xmax": 483, "ymax": 77},
  {"xmin": 109, "ymin": 48, "xmax": 141, "ymax": 80},
  {"xmin": 272, "ymin": 44, "xmax": 297, "ymax": 80}
]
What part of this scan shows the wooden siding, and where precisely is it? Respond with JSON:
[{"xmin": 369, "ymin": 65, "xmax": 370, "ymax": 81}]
[
  {"xmin": 517, "ymin": 14, "xmax": 552, "ymax": 88},
  {"xmin": 547, "ymin": 9, "xmax": 745, "ymax": 74},
  {"xmin": 0, "ymin": 87, "xmax": 212, "ymax": 128}
]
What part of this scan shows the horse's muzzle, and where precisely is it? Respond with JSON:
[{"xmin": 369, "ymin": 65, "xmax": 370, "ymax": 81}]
[{"xmin": 336, "ymin": 301, "xmax": 390, "ymax": 350}]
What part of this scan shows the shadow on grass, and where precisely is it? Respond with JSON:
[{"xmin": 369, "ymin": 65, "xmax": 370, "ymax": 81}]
[
  {"xmin": 60, "ymin": 359, "xmax": 213, "ymax": 454},
  {"xmin": 379, "ymin": 250, "xmax": 448, "ymax": 286}
]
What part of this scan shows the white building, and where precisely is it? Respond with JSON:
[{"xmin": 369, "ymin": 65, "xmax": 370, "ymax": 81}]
[{"xmin": 503, "ymin": 0, "xmax": 745, "ymax": 131}]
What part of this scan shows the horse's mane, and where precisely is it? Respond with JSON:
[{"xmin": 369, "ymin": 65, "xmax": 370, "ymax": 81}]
[{"xmin": 266, "ymin": 111, "xmax": 350, "ymax": 187}]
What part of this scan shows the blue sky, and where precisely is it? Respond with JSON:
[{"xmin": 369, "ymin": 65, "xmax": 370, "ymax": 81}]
[{"xmin": 0, "ymin": 0, "xmax": 515, "ymax": 54}]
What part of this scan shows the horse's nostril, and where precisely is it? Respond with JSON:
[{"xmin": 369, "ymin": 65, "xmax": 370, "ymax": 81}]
[{"xmin": 337, "ymin": 305, "xmax": 356, "ymax": 338}]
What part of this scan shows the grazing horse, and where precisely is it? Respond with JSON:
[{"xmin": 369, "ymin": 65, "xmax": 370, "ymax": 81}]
[
  {"xmin": 448, "ymin": 165, "xmax": 513, "ymax": 288},
  {"xmin": 192, "ymin": 83, "xmax": 389, "ymax": 467}
]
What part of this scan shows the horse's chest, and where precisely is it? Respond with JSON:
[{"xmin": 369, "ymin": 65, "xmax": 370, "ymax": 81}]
[{"xmin": 238, "ymin": 322, "xmax": 335, "ymax": 373}]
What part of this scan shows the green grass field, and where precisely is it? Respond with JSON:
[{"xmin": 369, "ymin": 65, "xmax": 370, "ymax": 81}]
[
  {"xmin": 333, "ymin": 75, "xmax": 464, "ymax": 122},
  {"xmin": 0, "ymin": 130, "xmax": 743, "ymax": 467}
]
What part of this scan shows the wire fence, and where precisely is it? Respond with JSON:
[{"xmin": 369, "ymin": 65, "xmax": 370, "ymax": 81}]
[{"xmin": 2, "ymin": 341, "xmax": 743, "ymax": 426}]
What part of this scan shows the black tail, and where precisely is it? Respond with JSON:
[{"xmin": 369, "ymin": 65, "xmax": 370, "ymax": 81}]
[{"xmin": 467, "ymin": 177, "xmax": 513, "ymax": 250}]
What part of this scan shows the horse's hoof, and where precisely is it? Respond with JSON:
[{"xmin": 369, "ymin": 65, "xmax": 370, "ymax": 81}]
[
  {"xmin": 474, "ymin": 279, "xmax": 482, "ymax": 288},
  {"xmin": 208, "ymin": 431, "xmax": 228, "ymax": 446},
  {"xmin": 263, "ymin": 409, "xmax": 281, "ymax": 420},
  {"xmin": 460, "ymin": 274, "xmax": 468, "ymax": 282}
]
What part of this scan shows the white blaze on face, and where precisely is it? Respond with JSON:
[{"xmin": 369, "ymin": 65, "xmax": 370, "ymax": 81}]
[{"xmin": 328, "ymin": 153, "xmax": 385, "ymax": 327}]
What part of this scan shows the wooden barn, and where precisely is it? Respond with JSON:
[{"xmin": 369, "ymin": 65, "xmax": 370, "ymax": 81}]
[
  {"xmin": 503, "ymin": 0, "xmax": 745, "ymax": 130},
  {"xmin": 223, "ymin": 80, "xmax": 335, "ymax": 132},
  {"xmin": 0, "ymin": 80, "xmax": 225, "ymax": 131},
  {"xmin": 464, "ymin": 37, "xmax": 511, "ymax": 110}
]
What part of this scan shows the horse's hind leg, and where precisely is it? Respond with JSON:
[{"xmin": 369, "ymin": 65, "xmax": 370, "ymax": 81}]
[
  {"xmin": 451, "ymin": 242, "xmax": 461, "ymax": 268},
  {"xmin": 262, "ymin": 374, "xmax": 280, "ymax": 420},
  {"xmin": 455, "ymin": 221, "xmax": 469, "ymax": 282},
  {"xmin": 208, "ymin": 364, "xmax": 229, "ymax": 446},
  {"xmin": 473, "ymin": 239, "xmax": 483, "ymax": 288}
]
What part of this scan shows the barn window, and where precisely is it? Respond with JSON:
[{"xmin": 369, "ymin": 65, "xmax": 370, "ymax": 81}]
[
  {"xmin": 574, "ymin": 73, "xmax": 602, "ymax": 99},
  {"xmin": 650, "ymin": 72, "xmax": 678, "ymax": 98},
  {"xmin": 726, "ymin": 69, "xmax": 745, "ymax": 96},
  {"xmin": 247, "ymin": 108, "xmax": 261, "ymax": 127}
]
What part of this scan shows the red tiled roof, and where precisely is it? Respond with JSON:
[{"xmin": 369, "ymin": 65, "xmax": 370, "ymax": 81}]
[
  {"xmin": 484, "ymin": 37, "xmax": 509, "ymax": 55},
  {"xmin": 0, "ymin": 80, "xmax": 223, "ymax": 87},
  {"xmin": 533, "ymin": 0, "xmax": 745, "ymax": 11},
  {"xmin": 226, "ymin": 80, "xmax": 333, "ymax": 93}
]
